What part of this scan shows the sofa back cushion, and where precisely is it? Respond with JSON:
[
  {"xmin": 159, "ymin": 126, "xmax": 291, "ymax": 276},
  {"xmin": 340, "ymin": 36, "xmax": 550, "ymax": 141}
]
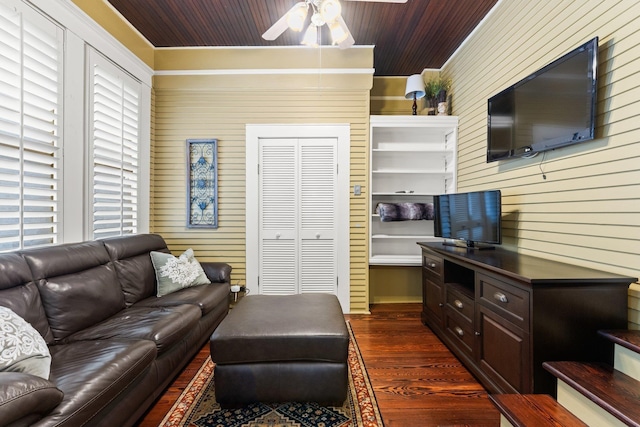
[
  {"xmin": 0, "ymin": 253, "xmax": 54, "ymax": 344},
  {"xmin": 102, "ymin": 234, "xmax": 170, "ymax": 306},
  {"xmin": 21, "ymin": 241, "xmax": 125, "ymax": 341}
]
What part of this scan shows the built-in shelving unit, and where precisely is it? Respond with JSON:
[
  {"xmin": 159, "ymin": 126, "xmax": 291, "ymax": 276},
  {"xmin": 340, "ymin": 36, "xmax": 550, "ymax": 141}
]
[{"xmin": 369, "ymin": 115, "xmax": 458, "ymax": 266}]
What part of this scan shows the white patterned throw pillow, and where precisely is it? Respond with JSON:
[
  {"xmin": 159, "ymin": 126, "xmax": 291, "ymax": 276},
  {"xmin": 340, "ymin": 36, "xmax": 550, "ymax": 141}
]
[
  {"xmin": 151, "ymin": 248, "xmax": 211, "ymax": 297},
  {"xmin": 0, "ymin": 307, "xmax": 51, "ymax": 379}
]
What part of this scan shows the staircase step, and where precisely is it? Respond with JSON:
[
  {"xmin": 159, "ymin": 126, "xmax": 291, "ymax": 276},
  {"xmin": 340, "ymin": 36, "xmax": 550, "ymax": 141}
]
[
  {"xmin": 543, "ymin": 361, "xmax": 640, "ymax": 427},
  {"xmin": 489, "ymin": 394, "xmax": 587, "ymax": 427},
  {"xmin": 599, "ymin": 330, "xmax": 640, "ymax": 353},
  {"xmin": 599, "ymin": 330, "xmax": 640, "ymax": 382}
]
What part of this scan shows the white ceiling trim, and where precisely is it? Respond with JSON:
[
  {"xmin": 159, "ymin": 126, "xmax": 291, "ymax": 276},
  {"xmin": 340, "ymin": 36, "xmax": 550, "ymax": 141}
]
[{"xmin": 155, "ymin": 68, "xmax": 375, "ymax": 76}]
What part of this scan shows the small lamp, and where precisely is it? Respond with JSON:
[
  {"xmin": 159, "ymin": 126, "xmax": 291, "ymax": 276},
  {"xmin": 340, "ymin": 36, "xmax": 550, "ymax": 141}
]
[{"xmin": 405, "ymin": 74, "xmax": 426, "ymax": 115}]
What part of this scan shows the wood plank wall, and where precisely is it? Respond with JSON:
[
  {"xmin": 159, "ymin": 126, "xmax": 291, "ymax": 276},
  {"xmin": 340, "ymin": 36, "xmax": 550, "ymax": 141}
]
[
  {"xmin": 152, "ymin": 47, "xmax": 373, "ymax": 313},
  {"xmin": 443, "ymin": 0, "xmax": 640, "ymax": 327},
  {"xmin": 69, "ymin": 0, "xmax": 640, "ymax": 320}
]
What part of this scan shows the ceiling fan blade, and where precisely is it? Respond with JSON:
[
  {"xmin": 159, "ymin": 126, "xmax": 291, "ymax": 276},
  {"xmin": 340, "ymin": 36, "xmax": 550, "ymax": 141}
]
[
  {"xmin": 345, "ymin": 0, "xmax": 408, "ymax": 3},
  {"xmin": 336, "ymin": 15, "xmax": 355, "ymax": 49},
  {"xmin": 262, "ymin": 14, "xmax": 289, "ymax": 41},
  {"xmin": 262, "ymin": 2, "xmax": 308, "ymax": 41}
]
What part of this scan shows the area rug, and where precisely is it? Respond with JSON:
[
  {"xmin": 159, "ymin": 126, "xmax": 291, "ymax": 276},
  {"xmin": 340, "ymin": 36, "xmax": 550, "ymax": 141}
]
[{"xmin": 159, "ymin": 322, "xmax": 384, "ymax": 427}]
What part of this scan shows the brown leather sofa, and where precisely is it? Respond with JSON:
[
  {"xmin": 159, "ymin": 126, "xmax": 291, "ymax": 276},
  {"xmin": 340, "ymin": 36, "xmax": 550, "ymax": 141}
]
[{"xmin": 0, "ymin": 234, "xmax": 231, "ymax": 427}]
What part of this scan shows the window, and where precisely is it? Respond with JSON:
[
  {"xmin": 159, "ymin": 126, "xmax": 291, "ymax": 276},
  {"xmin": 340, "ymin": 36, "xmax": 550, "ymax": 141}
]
[
  {"xmin": 0, "ymin": 4, "xmax": 63, "ymax": 251},
  {"xmin": 88, "ymin": 51, "xmax": 141, "ymax": 239}
]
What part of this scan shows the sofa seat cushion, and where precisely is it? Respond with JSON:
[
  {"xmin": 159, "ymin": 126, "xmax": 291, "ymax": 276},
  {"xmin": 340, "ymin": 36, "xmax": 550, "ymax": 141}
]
[
  {"xmin": 65, "ymin": 305, "xmax": 201, "ymax": 354},
  {"xmin": 0, "ymin": 372, "xmax": 64, "ymax": 427},
  {"xmin": 46, "ymin": 339, "xmax": 156, "ymax": 426},
  {"xmin": 135, "ymin": 282, "xmax": 229, "ymax": 316}
]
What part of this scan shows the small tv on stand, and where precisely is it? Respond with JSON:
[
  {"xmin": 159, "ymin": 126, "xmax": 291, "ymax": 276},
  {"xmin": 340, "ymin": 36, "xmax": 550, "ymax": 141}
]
[{"xmin": 433, "ymin": 190, "xmax": 502, "ymax": 250}]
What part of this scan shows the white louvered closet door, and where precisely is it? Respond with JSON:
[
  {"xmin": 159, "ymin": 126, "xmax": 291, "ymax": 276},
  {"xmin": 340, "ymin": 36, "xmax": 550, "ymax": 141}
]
[{"xmin": 259, "ymin": 137, "xmax": 338, "ymax": 296}]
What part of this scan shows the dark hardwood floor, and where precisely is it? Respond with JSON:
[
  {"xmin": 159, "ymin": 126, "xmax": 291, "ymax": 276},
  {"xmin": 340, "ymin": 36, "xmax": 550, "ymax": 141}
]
[{"xmin": 136, "ymin": 303, "xmax": 500, "ymax": 427}]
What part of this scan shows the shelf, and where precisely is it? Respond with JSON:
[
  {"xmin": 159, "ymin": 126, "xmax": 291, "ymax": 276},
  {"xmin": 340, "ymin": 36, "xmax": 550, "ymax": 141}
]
[
  {"xmin": 372, "ymin": 192, "xmax": 438, "ymax": 196},
  {"xmin": 372, "ymin": 234, "xmax": 435, "ymax": 239},
  {"xmin": 372, "ymin": 169, "xmax": 449, "ymax": 174},
  {"xmin": 369, "ymin": 254, "xmax": 422, "ymax": 266},
  {"xmin": 372, "ymin": 214, "xmax": 435, "ymax": 218},
  {"xmin": 369, "ymin": 115, "xmax": 458, "ymax": 270},
  {"xmin": 372, "ymin": 148, "xmax": 450, "ymax": 154}
]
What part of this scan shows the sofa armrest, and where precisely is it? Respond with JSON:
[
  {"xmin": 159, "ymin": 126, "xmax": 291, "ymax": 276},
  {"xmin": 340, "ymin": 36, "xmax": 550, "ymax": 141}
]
[
  {"xmin": 201, "ymin": 262, "xmax": 232, "ymax": 284},
  {"xmin": 0, "ymin": 372, "xmax": 64, "ymax": 426}
]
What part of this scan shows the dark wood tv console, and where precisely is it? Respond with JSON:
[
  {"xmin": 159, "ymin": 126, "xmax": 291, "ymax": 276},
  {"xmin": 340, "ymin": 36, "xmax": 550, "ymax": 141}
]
[{"xmin": 418, "ymin": 242, "xmax": 636, "ymax": 396}]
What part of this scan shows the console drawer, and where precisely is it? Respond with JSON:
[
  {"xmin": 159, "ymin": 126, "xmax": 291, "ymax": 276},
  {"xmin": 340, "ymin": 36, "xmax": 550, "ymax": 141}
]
[
  {"xmin": 445, "ymin": 310, "xmax": 474, "ymax": 356},
  {"xmin": 423, "ymin": 253, "xmax": 443, "ymax": 279},
  {"xmin": 478, "ymin": 274, "xmax": 529, "ymax": 329},
  {"xmin": 446, "ymin": 284, "xmax": 474, "ymax": 323}
]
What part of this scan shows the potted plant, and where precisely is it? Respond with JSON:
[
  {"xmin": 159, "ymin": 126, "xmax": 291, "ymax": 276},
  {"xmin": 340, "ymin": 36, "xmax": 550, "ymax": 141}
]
[
  {"xmin": 424, "ymin": 79, "xmax": 438, "ymax": 115},
  {"xmin": 425, "ymin": 76, "xmax": 452, "ymax": 115}
]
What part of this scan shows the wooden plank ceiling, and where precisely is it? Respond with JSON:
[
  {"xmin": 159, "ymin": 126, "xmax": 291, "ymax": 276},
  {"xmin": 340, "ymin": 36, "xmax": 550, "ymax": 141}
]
[{"xmin": 105, "ymin": 0, "xmax": 497, "ymax": 76}]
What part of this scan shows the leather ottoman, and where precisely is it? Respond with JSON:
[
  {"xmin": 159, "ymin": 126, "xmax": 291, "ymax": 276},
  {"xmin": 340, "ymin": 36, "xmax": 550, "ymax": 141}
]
[{"xmin": 210, "ymin": 293, "xmax": 349, "ymax": 406}]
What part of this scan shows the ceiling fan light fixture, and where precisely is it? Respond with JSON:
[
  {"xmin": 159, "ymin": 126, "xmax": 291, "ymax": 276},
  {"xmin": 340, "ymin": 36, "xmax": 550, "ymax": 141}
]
[
  {"xmin": 310, "ymin": 11, "xmax": 325, "ymax": 27},
  {"xmin": 319, "ymin": 0, "xmax": 342, "ymax": 23},
  {"xmin": 328, "ymin": 20, "xmax": 349, "ymax": 45},
  {"xmin": 264, "ymin": 0, "xmax": 407, "ymax": 48},
  {"xmin": 286, "ymin": 2, "xmax": 309, "ymax": 32},
  {"xmin": 301, "ymin": 24, "xmax": 319, "ymax": 47}
]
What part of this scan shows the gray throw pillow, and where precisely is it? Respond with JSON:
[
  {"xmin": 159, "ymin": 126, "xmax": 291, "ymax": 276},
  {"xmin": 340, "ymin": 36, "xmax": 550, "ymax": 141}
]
[
  {"xmin": 0, "ymin": 307, "xmax": 51, "ymax": 379},
  {"xmin": 151, "ymin": 248, "xmax": 211, "ymax": 297}
]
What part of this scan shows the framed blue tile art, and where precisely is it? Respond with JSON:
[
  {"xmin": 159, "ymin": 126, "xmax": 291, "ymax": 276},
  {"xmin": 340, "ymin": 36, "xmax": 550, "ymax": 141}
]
[{"xmin": 187, "ymin": 139, "xmax": 218, "ymax": 228}]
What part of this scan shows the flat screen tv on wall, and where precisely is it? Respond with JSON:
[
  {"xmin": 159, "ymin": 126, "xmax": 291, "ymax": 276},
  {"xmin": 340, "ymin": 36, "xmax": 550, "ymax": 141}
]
[
  {"xmin": 487, "ymin": 37, "xmax": 598, "ymax": 162},
  {"xmin": 433, "ymin": 190, "xmax": 502, "ymax": 250}
]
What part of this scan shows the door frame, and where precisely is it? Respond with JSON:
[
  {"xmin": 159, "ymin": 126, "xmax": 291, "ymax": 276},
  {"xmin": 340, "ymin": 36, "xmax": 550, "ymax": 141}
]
[{"xmin": 246, "ymin": 124, "xmax": 351, "ymax": 313}]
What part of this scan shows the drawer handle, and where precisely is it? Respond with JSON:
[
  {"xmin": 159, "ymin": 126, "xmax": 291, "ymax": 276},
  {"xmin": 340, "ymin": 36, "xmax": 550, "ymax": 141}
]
[
  {"xmin": 454, "ymin": 299, "xmax": 464, "ymax": 309},
  {"xmin": 454, "ymin": 326, "xmax": 464, "ymax": 337},
  {"xmin": 494, "ymin": 292, "xmax": 508, "ymax": 303},
  {"xmin": 428, "ymin": 262, "xmax": 437, "ymax": 269},
  {"xmin": 438, "ymin": 303, "xmax": 444, "ymax": 307}
]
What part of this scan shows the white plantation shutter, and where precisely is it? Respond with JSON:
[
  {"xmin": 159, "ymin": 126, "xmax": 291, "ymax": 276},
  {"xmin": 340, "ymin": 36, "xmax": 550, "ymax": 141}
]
[
  {"xmin": 258, "ymin": 137, "xmax": 338, "ymax": 295},
  {"xmin": 0, "ymin": 4, "xmax": 62, "ymax": 251},
  {"xmin": 89, "ymin": 51, "xmax": 140, "ymax": 239}
]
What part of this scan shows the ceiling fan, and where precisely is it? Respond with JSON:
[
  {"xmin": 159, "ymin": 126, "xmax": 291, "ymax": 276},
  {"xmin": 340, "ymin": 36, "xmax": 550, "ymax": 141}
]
[{"xmin": 262, "ymin": 0, "xmax": 408, "ymax": 49}]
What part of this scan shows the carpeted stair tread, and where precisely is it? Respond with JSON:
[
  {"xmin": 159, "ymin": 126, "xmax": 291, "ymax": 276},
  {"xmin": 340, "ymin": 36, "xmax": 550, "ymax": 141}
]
[
  {"xmin": 599, "ymin": 329, "xmax": 640, "ymax": 354},
  {"xmin": 489, "ymin": 394, "xmax": 587, "ymax": 427},
  {"xmin": 543, "ymin": 361, "xmax": 640, "ymax": 427}
]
